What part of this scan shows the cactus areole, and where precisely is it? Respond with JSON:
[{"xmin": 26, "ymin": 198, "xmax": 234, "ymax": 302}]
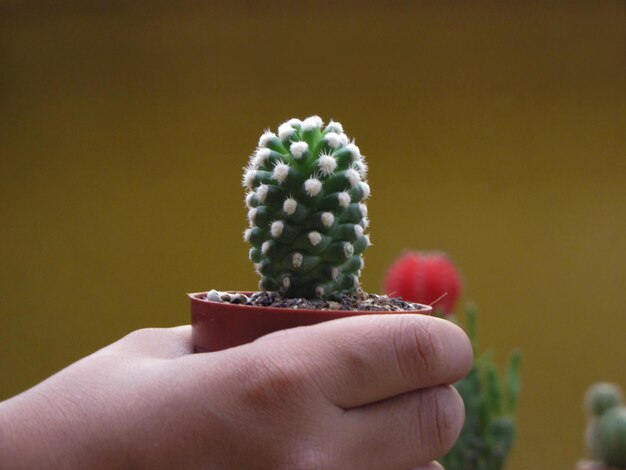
[{"xmin": 243, "ymin": 116, "xmax": 371, "ymax": 300}]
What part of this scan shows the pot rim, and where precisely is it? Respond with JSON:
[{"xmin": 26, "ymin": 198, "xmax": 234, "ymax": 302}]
[{"xmin": 188, "ymin": 291, "xmax": 432, "ymax": 315}]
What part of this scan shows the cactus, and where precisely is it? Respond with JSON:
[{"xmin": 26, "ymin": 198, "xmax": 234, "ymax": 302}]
[
  {"xmin": 583, "ymin": 383, "xmax": 626, "ymax": 468},
  {"xmin": 242, "ymin": 116, "xmax": 371, "ymax": 299},
  {"xmin": 596, "ymin": 408, "xmax": 626, "ymax": 468},
  {"xmin": 439, "ymin": 305, "xmax": 522, "ymax": 470},
  {"xmin": 586, "ymin": 383, "xmax": 623, "ymax": 419},
  {"xmin": 385, "ymin": 251, "xmax": 462, "ymax": 316}
]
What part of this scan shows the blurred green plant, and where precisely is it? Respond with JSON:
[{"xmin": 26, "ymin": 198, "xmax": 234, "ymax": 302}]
[
  {"xmin": 439, "ymin": 305, "xmax": 522, "ymax": 470},
  {"xmin": 385, "ymin": 251, "xmax": 522, "ymax": 469}
]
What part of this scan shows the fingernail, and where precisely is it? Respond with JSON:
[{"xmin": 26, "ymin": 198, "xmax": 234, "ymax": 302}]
[{"xmin": 409, "ymin": 462, "xmax": 444, "ymax": 470}]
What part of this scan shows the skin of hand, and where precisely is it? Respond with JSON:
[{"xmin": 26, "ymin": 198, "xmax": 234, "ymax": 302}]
[{"xmin": 0, "ymin": 314, "xmax": 472, "ymax": 469}]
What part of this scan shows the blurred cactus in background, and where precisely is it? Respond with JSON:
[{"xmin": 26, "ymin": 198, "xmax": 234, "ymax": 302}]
[
  {"xmin": 385, "ymin": 251, "xmax": 462, "ymax": 316},
  {"xmin": 444, "ymin": 306, "xmax": 522, "ymax": 470},
  {"xmin": 385, "ymin": 251, "xmax": 522, "ymax": 470},
  {"xmin": 242, "ymin": 116, "xmax": 371, "ymax": 299},
  {"xmin": 578, "ymin": 383, "xmax": 626, "ymax": 469}
]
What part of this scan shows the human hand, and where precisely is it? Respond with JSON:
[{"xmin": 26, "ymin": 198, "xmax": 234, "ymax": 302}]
[{"xmin": 0, "ymin": 314, "xmax": 472, "ymax": 469}]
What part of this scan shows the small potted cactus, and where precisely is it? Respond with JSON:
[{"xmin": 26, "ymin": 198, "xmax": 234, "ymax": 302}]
[
  {"xmin": 385, "ymin": 251, "xmax": 522, "ymax": 470},
  {"xmin": 190, "ymin": 116, "xmax": 430, "ymax": 352},
  {"xmin": 577, "ymin": 382, "xmax": 626, "ymax": 470}
]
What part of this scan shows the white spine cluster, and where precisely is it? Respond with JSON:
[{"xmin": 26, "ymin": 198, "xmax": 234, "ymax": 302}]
[
  {"xmin": 261, "ymin": 241, "xmax": 271, "ymax": 254},
  {"xmin": 258, "ymin": 131, "xmax": 277, "ymax": 148},
  {"xmin": 308, "ymin": 231, "xmax": 322, "ymax": 246},
  {"xmin": 290, "ymin": 141, "xmax": 308, "ymax": 159},
  {"xmin": 256, "ymin": 184, "xmax": 268, "ymax": 203},
  {"xmin": 321, "ymin": 212, "xmax": 334, "ymax": 227},
  {"xmin": 338, "ymin": 191, "xmax": 351, "ymax": 208},
  {"xmin": 273, "ymin": 163, "xmax": 289, "ymax": 184},
  {"xmin": 245, "ymin": 191, "xmax": 255, "ymax": 208},
  {"xmin": 318, "ymin": 154, "xmax": 337, "ymax": 176},
  {"xmin": 287, "ymin": 118, "xmax": 302, "ymax": 127},
  {"xmin": 324, "ymin": 132, "xmax": 342, "ymax": 149},
  {"xmin": 292, "ymin": 252, "xmax": 303, "ymax": 269},
  {"xmin": 247, "ymin": 208, "xmax": 257, "ymax": 224},
  {"xmin": 359, "ymin": 182, "xmax": 371, "ymax": 199},
  {"xmin": 359, "ymin": 203, "xmax": 368, "ymax": 217},
  {"xmin": 301, "ymin": 115, "xmax": 323, "ymax": 131},
  {"xmin": 242, "ymin": 167, "xmax": 256, "ymax": 189},
  {"xmin": 283, "ymin": 197, "xmax": 297, "ymax": 215},
  {"xmin": 353, "ymin": 160, "xmax": 368, "ymax": 179},
  {"xmin": 345, "ymin": 168, "xmax": 361, "ymax": 187},
  {"xmin": 343, "ymin": 242, "xmax": 354, "ymax": 258},
  {"xmin": 345, "ymin": 143, "xmax": 361, "ymax": 161},
  {"xmin": 278, "ymin": 122, "xmax": 296, "ymax": 140},
  {"xmin": 270, "ymin": 220, "xmax": 284, "ymax": 238},
  {"xmin": 253, "ymin": 148, "xmax": 271, "ymax": 167},
  {"xmin": 326, "ymin": 120, "xmax": 343, "ymax": 134},
  {"xmin": 304, "ymin": 178, "xmax": 322, "ymax": 197},
  {"xmin": 243, "ymin": 228, "xmax": 252, "ymax": 242}
]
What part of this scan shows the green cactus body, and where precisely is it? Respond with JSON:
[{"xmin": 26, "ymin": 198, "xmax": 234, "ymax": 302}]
[
  {"xmin": 586, "ymin": 383, "xmax": 623, "ymax": 418},
  {"xmin": 597, "ymin": 407, "xmax": 626, "ymax": 468},
  {"xmin": 585, "ymin": 383, "xmax": 624, "ymax": 461},
  {"xmin": 243, "ymin": 116, "xmax": 371, "ymax": 299},
  {"xmin": 584, "ymin": 383, "xmax": 626, "ymax": 468}
]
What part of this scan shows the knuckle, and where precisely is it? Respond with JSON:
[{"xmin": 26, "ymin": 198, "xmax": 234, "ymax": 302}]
[
  {"xmin": 235, "ymin": 354, "xmax": 308, "ymax": 410},
  {"xmin": 317, "ymin": 335, "xmax": 371, "ymax": 394},
  {"xmin": 121, "ymin": 327, "xmax": 161, "ymax": 344}
]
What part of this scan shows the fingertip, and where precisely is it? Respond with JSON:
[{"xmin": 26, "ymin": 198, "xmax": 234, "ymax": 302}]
[
  {"xmin": 422, "ymin": 316, "xmax": 473, "ymax": 382},
  {"xmin": 392, "ymin": 315, "xmax": 474, "ymax": 388},
  {"xmin": 445, "ymin": 319, "xmax": 474, "ymax": 378},
  {"xmin": 435, "ymin": 385, "xmax": 466, "ymax": 453},
  {"xmin": 341, "ymin": 384, "xmax": 464, "ymax": 467}
]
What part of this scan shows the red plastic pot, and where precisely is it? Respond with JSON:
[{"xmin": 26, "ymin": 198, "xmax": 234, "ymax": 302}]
[{"xmin": 189, "ymin": 291, "xmax": 432, "ymax": 353}]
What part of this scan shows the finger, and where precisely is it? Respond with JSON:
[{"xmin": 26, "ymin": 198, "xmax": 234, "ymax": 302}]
[
  {"xmin": 338, "ymin": 385, "xmax": 463, "ymax": 469},
  {"xmin": 114, "ymin": 325, "xmax": 193, "ymax": 358},
  {"xmin": 249, "ymin": 314, "xmax": 472, "ymax": 408}
]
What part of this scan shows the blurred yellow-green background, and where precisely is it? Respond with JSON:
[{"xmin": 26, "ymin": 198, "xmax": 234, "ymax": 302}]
[{"xmin": 1, "ymin": 2, "xmax": 624, "ymax": 468}]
